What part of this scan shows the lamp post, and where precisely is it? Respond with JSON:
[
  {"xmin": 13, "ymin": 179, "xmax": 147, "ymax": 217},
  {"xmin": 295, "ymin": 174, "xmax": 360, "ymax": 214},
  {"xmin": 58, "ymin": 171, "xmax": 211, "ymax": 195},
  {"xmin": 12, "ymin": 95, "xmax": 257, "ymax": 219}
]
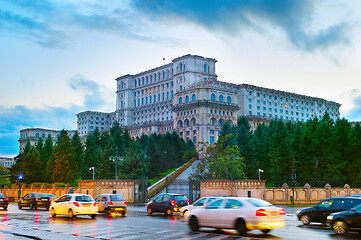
[
  {"xmin": 110, "ymin": 156, "xmax": 123, "ymax": 180},
  {"xmin": 89, "ymin": 167, "xmax": 95, "ymax": 180},
  {"xmin": 258, "ymin": 169, "xmax": 264, "ymax": 181}
]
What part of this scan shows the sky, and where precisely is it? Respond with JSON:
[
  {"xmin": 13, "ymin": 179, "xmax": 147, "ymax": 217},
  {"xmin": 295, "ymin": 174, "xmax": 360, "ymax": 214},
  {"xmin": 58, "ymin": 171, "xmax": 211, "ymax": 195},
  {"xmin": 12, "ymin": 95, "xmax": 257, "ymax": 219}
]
[{"xmin": 1, "ymin": 0, "xmax": 361, "ymax": 157}]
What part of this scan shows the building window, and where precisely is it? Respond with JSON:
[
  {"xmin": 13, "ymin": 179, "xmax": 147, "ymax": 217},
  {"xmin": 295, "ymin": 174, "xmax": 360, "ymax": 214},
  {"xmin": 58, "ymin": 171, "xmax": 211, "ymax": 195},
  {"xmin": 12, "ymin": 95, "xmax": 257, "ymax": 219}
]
[
  {"xmin": 218, "ymin": 120, "xmax": 222, "ymax": 126},
  {"xmin": 227, "ymin": 96, "xmax": 231, "ymax": 103},
  {"xmin": 210, "ymin": 136, "xmax": 214, "ymax": 144},
  {"xmin": 210, "ymin": 130, "xmax": 214, "ymax": 134},
  {"xmin": 192, "ymin": 94, "xmax": 196, "ymax": 101},
  {"xmin": 204, "ymin": 64, "xmax": 207, "ymax": 73},
  {"xmin": 186, "ymin": 95, "xmax": 189, "ymax": 103},
  {"xmin": 193, "ymin": 136, "xmax": 197, "ymax": 143},
  {"xmin": 179, "ymin": 97, "xmax": 182, "ymax": 104},
  {"xmin": 211, "ymin": 93, "xmax": 216, "ymax": 101},
  {"xmin": 219, "ymin": 95, "xmax": 224, "ymax": 102}
]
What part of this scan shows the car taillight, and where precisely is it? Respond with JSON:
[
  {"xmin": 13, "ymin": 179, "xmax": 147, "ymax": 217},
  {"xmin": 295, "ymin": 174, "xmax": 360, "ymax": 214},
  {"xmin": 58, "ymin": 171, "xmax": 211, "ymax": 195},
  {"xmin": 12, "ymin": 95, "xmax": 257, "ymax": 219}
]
[
  {"xmin": 186, "ymin": 200, "xmax": 189, "ymax": 205},
  {"xmin": 93, "ymin": 202, "xmax": 97, "ymax": 207},
  {"xmin": 73, "ymin": 202, "xmax": 80, "ymax": 207},
  {"xmin": 256, "ymin": 209, "xmax": 267, "ymax": 216},
  {"xmin": 35, "ymin": 197, "xmax": 39, "ymax": 202},
  {"xmin": 171, "ymin": 199, "xmax": 176, "ymax": 206},
  {"xmin": 124, "ymin": 200, "xmax": 127, "ymax": 205},
  {"xmin": 4, "ymin": 198, "xmax": 8, "ymax": 201},
  {"xmin": 107, "ymin": 201, "xmax": 113, "ymax": 205},
  {"xmin": 279, "ymin": 208, "xmax": 285, "ymax": 215}
]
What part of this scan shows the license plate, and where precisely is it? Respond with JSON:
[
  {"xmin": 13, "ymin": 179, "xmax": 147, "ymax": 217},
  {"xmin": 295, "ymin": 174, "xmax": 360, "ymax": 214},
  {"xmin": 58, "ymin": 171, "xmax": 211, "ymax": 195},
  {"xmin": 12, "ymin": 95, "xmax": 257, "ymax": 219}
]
[
  {"xmin": 269, "ymin": 212, "xmax": 278, "ymax": 216},
  {"xmin": 83, "ymin": 204, "xmax": 91, "ymax": 207},
  {"xmin": 41, "ymin": 199, "xmax": 48, "ymax": 201},
  {"xmin": 115, "ymin": 208, "xmax": 124, "ymax": 211}
]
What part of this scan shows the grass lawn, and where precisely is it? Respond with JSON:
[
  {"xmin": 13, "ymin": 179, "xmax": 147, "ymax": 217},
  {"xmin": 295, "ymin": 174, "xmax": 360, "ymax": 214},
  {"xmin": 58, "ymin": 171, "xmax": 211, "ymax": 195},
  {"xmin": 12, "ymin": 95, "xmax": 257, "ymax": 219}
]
[{"xmin": 148, "ymin": 167, "xmax": 179, "ymax": 186}]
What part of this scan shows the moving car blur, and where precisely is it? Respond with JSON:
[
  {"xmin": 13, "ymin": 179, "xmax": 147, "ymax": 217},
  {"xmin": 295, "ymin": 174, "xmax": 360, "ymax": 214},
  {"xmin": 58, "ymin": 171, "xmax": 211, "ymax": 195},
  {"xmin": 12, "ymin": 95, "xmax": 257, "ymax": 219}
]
[
  {"xmin": 297, "ymin": 197, "xmax": 361, "ymax": 225},
  {"xmin": 147, "ymin": 193, "xmax": 189, "ymax": 216},
  {"xmin": 180, "ymin": 196, "xmax": 224, "ymax": 217},
  {"xmin": 49, "ymin": 194, "xmax": 98, "ymax": 218},
  {"xmin": 95, "ymin": 194, "xmax": 127, "ymax": 216},
  {"xmin": 185, "ymin": 197, "xmax": 285, "ymax": 235},
  {"xmin": 327, "ymin": 203, "xmax": 361, "ymax": 235}
]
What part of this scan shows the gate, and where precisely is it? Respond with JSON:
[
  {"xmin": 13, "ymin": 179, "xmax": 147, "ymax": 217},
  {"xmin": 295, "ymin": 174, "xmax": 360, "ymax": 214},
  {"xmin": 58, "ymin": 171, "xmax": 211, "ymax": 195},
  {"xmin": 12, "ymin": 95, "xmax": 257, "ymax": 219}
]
[
  {"xmin": 165, "ymin": 179, "xmax": 200, "ymax": 203},
  {"xmin": 134, "ymin": 179, "xmax": 148, "ymax": 203}
]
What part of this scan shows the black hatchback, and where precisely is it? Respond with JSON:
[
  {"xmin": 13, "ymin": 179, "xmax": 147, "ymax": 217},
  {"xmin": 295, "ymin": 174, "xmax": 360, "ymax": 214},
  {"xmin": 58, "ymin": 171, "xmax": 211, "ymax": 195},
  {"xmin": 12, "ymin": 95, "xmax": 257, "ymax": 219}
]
[
  {"xmin": 327, "ymin": 203, "xmax": 361, "ymax": 234},
  {"xmin": 18, "ymin": 193, "xmax": 53, "ymax": 210},
  {"xmin": 147, "ymin": 193, "xmax": 189, "ymax": 216},
  {"xmin": 297, "ymin": 197, "xmax": 361, "ymax": 225},
  {"xmin": 0, "ymin": 193, "xmax": 9, "ymax": 210}
]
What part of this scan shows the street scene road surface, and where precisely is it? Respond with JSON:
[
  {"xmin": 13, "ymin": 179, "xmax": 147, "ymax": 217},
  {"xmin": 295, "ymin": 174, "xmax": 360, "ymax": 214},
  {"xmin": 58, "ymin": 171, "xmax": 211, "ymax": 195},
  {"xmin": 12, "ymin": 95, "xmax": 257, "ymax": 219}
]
[{"xmin": 0, "ymin": 203, "xmax": 360, "ymax": 240}]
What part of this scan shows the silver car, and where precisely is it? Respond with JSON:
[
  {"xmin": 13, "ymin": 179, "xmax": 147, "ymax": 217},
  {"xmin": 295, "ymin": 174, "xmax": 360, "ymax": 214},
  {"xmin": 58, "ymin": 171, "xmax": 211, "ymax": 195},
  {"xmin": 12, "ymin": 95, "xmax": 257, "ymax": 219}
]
[
  {"xmin": 95, "ymin": 194, "xmax": 127, "ymax": 216},
  {"xmin": 180, "ymin": 196, "xmax": 224, "ymax": 217}
]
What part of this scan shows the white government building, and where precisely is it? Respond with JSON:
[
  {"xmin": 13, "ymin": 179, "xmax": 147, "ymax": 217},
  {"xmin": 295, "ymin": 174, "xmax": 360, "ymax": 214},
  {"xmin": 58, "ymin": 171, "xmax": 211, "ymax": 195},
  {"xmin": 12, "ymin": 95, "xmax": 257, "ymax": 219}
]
[{"xmin": 75, "ymin": 54, "xmax": 340, "ymax": 144}]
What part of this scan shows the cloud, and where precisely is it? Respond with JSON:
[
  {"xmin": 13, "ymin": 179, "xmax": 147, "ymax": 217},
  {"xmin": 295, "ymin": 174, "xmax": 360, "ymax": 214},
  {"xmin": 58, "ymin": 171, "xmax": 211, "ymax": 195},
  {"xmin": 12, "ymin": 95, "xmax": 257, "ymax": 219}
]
[
  {"xmin": 0, "ymin": 76, "xmax": 113, "ymax": 156},
  {"xmin": 0, "ymin": 0, "xmax": 150, "ymax": 48},
  {"xmin": 133, "ymin": 0, "xmax": 351, "ymax": 52},
  {"xmin": 344, "ymin": 89, "xmax": 361, "ymax": 121}
]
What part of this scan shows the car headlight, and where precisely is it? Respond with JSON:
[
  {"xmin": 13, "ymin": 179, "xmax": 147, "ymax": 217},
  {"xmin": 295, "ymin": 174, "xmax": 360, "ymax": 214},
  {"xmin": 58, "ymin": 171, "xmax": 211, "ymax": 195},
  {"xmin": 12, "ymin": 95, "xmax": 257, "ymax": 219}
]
[
  {"xmin": 184, "ymin": 211, "xmax": 189, "ymax": 217},
  {"xmin": 327, "ymin": 215, "xmax": 333, "ymax": 220},
  {"xmin": 296, "ymin": 210, "xmax": 300, "ymax": 214}
]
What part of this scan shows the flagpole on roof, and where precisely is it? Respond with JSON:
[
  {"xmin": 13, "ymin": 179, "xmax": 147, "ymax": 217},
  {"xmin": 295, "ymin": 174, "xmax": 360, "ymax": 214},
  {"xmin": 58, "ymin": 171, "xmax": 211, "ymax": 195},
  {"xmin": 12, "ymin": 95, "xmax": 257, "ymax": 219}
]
[{"xmin": 163, "ymin": 58, "xmax": 165, "ymax": 65}]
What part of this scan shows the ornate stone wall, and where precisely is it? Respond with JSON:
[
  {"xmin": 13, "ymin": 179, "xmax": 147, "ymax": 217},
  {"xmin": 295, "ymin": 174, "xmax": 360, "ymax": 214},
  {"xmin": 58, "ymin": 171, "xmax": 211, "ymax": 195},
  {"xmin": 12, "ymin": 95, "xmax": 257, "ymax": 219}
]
[
  {"xmin": 200, "ymin": 181, "xmax": 361, "ymax": 204},
  {"xmin": 0, "ymin": 180, "xmax": 136, "ymax": 202}
]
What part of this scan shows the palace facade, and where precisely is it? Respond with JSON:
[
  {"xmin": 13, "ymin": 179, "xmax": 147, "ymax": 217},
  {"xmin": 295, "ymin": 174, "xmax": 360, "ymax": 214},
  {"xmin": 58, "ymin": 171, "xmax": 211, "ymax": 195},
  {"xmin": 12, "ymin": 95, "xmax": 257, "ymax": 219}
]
[{"xmin": 76, "ymin": 54, "xmax": 340, "ymax": 144}]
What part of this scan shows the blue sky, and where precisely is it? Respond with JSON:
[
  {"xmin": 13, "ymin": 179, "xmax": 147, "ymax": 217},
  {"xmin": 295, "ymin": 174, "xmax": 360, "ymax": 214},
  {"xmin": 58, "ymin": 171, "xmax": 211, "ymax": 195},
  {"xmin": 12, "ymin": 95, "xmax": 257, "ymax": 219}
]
[{"xmin": 1, "ymin": 0, "xmax": 361, "ymax": 156}]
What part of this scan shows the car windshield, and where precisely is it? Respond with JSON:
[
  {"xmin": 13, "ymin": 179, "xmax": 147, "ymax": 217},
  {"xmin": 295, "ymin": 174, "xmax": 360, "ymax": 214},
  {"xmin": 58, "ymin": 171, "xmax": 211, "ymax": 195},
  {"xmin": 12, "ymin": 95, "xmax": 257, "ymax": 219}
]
[
  {"xmin": 174, "ymin": 195, "xmax": 187, "ymax": 201},
  {"xmin": 38, "ymin": 193, "xmax": 48, "ymax": 197},
  {"xmin": 0, "ymin": 194, "xmax": 5, "ymax": 198},
  {"xmin": 75, "ymin": 196, "xmax": 93, "ymax": 202},
  {"xmin": 47, "ymin": 194, "xmax": 56, "ymax": 197},
  {"xmin": 247, "ymin": 199, "xmax": 272, "ymax": 207},
  {"xmin": 110, "ymin": 195, "xmax": 124, "ymax": 201}
]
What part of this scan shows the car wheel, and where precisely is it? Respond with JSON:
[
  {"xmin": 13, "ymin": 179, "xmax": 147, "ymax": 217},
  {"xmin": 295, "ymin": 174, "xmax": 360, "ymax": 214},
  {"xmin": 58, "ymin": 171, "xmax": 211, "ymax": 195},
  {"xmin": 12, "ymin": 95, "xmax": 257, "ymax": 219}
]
[
  {"xmin": 333, "ymin": 220, "xmax": 348, "ymax": 235},
  {"xmin": 68, "ymin": 209, "xmax": 75, "ymax": 219},
  {"xmin": 147, "ymin": 207, "xmax": 153, "ymax": 216},
  {"xmin": 262, "ymin": 229, "xmax": 271, "ymax": 234},
  {"xmin": 90, "ymin": 214, "xmax": 97, "ymax": 219},
  {"xmin": 235, "ymin": 219, "xmax": 247, "ymax": 236},
  {"xmin": 301, "ymin": 214, "xmax": 310, "ymax": 225},
  {"xmin": 29, "ymin": 202, "xmax": 34, "ymax": 210},
  {"xmin": 165, "ymin": 208, "xmax": 173, "ymax": 216},
  {"xmin": 189, "ymin": 216, "xmax": 199, "ymax": 231},
  {"xmin": 121, "ymin": 212, "xmax": 126, "ymax": 216},
  {"xmin": 18, "ymin": 202, "xmax": 22, "ymax": 209},
  {"xmin": 50, "ymin": 208, "xmax": 56, "ymax": 217},
  {"xmin": 105, "ymin": 208, "xmax": 111, "ymax": 216}
]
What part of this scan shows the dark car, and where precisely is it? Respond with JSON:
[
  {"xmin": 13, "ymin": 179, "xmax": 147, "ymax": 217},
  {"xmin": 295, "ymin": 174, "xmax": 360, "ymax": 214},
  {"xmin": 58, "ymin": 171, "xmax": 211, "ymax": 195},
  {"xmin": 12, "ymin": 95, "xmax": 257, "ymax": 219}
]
[
  {"xmin": 18, "ymin": 193, "xmax": 53, "ymax": 210},
  {"xmin": 147, "ymin": 193, "xmax": 189, "ymax": 216},
  {"xmin": 327, "ymin": 203, "xmax": 361, "ymax": 235},
  {"xmin": 0, "ymin": 193, "xmax": 9, "ymax": 210},
  {"xmin": 297, "ymin": 197, "xmax": 361, "ymax": 225}
]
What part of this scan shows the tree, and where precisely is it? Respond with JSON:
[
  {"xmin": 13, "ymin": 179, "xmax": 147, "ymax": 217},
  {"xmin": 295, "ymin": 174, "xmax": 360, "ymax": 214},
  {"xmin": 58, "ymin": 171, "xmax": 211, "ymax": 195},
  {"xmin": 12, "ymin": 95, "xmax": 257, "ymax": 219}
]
[
  {"xmin": 191, "ymin": 135, "xmax": 246, "ymax": 180},
  {"xmin": 49, "ymin": 130, "xmax": 78, "ymax": 183},
  {"xmin": 118, "ymin": 142, "xmax": 148, "ymax": 179}
]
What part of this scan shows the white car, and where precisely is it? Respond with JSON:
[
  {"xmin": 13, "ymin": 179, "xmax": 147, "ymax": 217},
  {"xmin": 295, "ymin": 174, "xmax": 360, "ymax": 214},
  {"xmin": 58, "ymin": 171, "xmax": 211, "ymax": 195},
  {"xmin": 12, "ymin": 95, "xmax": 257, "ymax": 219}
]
[
  {"xmin": 185, "ymin": 197, "xmax": 285, "ymax": 235},
  {"xmin": 180, "ymin": 196, "xmax": 223, "ymax": 217},
  {"xmin": 49, "ymin": 194, "xmax": 98, "ymax": 219}
]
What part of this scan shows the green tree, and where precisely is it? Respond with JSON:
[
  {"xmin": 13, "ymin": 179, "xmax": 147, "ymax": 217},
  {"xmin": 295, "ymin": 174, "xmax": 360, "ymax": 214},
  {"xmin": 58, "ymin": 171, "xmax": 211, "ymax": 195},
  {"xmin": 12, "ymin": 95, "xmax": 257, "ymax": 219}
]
[
  {"xmin": 118, "ymin": 142, "xmax": 148, "ymax": 179},
  {"xmin": 191, "ymin": 135, "xmax": 246, "ymax": 180},
  {"xmin": 49, "ymin": 130, "xmax": 78, "ymax": 183}
]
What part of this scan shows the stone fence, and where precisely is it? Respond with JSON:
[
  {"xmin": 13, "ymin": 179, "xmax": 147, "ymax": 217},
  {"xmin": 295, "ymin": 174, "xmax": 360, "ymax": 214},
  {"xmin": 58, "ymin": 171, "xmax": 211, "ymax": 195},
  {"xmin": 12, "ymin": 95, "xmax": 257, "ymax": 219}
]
[
  {"xmin": 266, "ymin": 183, "xmax": 361, "ymax": 205},
  {"xmin": 0, "ymin": 180, "xmax": 137, "ymax": 203},
  {"xmin": 200, "ymin": 180, "xmax": 361, "ymax": 205}
]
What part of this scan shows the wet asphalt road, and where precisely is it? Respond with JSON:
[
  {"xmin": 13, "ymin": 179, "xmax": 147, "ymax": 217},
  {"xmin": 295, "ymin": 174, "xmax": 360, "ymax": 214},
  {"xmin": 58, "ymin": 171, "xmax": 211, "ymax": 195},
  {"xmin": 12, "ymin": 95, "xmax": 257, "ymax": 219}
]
[{"xmin": 0, "ymin": 203, "xmax": 360, "ymax": 239}]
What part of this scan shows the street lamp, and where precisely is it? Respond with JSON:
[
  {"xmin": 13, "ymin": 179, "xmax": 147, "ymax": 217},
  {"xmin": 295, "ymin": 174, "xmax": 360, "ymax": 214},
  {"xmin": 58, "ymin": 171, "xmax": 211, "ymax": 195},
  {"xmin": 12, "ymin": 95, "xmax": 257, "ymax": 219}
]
[
  {"xmin": 89, "ymin": 166, "xmax": 95, "ymax": 180},
  {"xmin": 258, "ymin": 169, "xmax": 264, "ymax": 181},
  {"xmin": 110, "ymin": 156, "xmax": 123, "ymax": 180}
]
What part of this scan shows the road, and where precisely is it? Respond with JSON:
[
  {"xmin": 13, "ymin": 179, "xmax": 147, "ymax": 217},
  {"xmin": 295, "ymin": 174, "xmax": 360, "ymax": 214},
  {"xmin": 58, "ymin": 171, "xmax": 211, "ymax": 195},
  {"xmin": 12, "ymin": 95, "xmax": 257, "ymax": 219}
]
[{"xmin": 0, "ymin": 204, "xmax": 360, "ymax": 239}]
